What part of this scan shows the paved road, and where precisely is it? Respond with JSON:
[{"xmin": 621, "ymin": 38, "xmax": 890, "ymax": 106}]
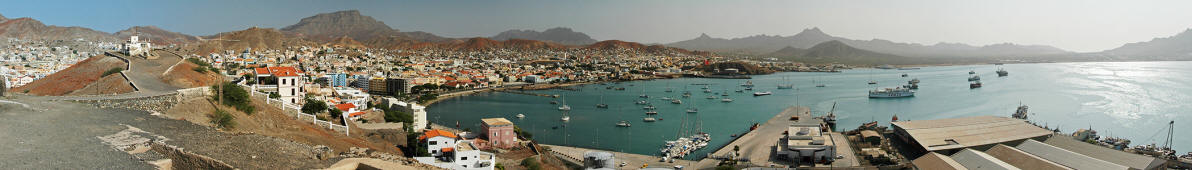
[{"xmin": 43, "ymin": 51, "xmax": 186, "ymax": 101}]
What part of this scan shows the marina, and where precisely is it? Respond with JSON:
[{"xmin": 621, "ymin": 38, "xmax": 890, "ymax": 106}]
[{"xmin": 428, "ymin": 62, "xmax": 1192, "ymax": 160}]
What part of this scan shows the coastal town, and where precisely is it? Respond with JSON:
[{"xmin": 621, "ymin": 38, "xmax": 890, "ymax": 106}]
[{"xmin": 4, "ymin": 3, "xmax": 1192, "ymax": 169}]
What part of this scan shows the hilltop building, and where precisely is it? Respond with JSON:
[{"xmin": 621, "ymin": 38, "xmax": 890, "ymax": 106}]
[
  {"xmin": 253, "ymin": 67, "xmax": 306, "ymax": 105},
  {"xmin": 121, "ymin": 35, "xmax": 153, "ymax": 58}
]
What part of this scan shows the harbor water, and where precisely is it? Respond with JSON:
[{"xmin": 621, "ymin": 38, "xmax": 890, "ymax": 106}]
[{"xmin": 427, "ymin": 61, "xmax": 1192, "ymax": 159}]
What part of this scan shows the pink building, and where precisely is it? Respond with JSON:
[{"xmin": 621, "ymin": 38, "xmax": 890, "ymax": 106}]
[{"xmin": 480, "ymin": 118, "xmax": 516, "ymax": 149}]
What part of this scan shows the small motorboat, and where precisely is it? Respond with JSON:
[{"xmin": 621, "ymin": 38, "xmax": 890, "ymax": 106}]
[
  {"xmin": 516, "ymin": 114, "xmax": 525, "ymax": 119},
  {"xmin": 753, "ymin": 91, "xmax": 773, "ymax": 96},
  {"xmin": 617, "ymin": 121, "xmax": 632, "ymax": 127}
]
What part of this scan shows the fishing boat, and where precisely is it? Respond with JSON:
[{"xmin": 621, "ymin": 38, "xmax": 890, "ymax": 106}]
[
  {"xmin": 970, "ymin": 81, "xmax": 983, "ymax": 88},
  {"xmin": 636, "ymin": 100, "xmax": 649, "ymax": 105},
  {"xmin": 686, "ymin": 107, "xmax": 698, "ymax": 113},
  {"xmin": 682, "ymin": 93, "xmax": 691, "ymax": 98},
  {"xmin": 516, "ymin": 114, "xmax": 526, "ymax": 119},
  {"xmin": 868, "ymin": 87, "xmax": 914, "ymax": 98},
  {"xmin": 825, "ymin": 102, "xmax": 837, "ymax": 127},
  {"xmin": 908, "ymin": 78, "xmax": 920, "ymax": 84},
  {"xmin": 745, "ymin": 87, "xmax": 753, "ymax": 91},
  {"xmin": 721, "ymin": 98, "xmax": 733, "ymax": 102},
  {"xmin": 703, "ymin": 89, "xmax": 712, "ymax": 93},
  {"xmin": 968, "ymin": 75, "xmax": 981, "ymax": 81},
  {"xmin": 996, "ymin": 67, "xmax": 1009, "ymax": 77},
  {"xmin": 969, "ymin": 70, "xmax": 976, "ymax": 74},
  {"xmin": 740, "ymin": 80, "xmax": 755, "ymax": 87},
  {"xmin": 646, "ymin": 111, "xmax": 658, "ymax": 115},
  {"xmin": 644, "ymin": 105, "xmax": 656, "ymax": 110},
  {"xmin": 706, "ymin": 95, "xmax": 717, "ymax": 99},
  {"xmin": 643, "ymin": 117, "xmax": 657, "ymax": 122},
  {"xmin": 671, "ymin": 99, "xmax": 682, "ymax": 104},
  {"xmin": 753, "ymin": 91, "xmax": 773, "ymax": 96},
  {"xmin": 617, "ymin": 121, "xmax": 632, "ymax": 127},
  {"xmin": 1012, "ymin": 104, "xmax": 1029, "ymax": 119}
]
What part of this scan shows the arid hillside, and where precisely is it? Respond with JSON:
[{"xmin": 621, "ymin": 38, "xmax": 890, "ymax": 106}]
[{"xmin": 13, "ymin": 55, "xmax": 131, "ymax": 96}]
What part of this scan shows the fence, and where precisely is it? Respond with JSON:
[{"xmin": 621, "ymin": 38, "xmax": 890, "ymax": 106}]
[{"xmin": 242, "ymin": 84, "xmax": 349, "ymax": 135}]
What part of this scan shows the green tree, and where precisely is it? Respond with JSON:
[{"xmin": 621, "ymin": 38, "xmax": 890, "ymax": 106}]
[
  {"xmin": 328, "ymin": 108, "xmax": 343, "ymax": 119},
  {"xmin": 301, "ymin": 98, "xmax": 327, "ymax": 115},
  {"xmin": 212, "ymin": 82, "xmax": 255, "ymax": 115}
]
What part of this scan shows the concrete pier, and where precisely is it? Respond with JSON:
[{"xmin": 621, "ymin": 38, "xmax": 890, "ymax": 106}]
[
  {"xmin": 694, "ymin": 106, "xmax": 809, "ymax": 168},
  {"xmin": 542, "ymin": 144, "xmax": 698, "ymax": 169}
]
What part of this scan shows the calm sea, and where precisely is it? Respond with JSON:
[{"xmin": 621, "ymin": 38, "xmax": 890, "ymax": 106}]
[{"xmin": 427, "ymin": 61, "xmax": 1191, "ymax": 159}]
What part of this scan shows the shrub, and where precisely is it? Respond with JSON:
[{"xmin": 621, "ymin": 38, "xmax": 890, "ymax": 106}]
[
  {"xmin": 102, "ymin": 67, "xmax": 123, "ymax": 77},
  {"xmin": 209, "ymin": 109, "xmax": 236, "ymax": 129},
  {"xmin": 193, "ymin": 66, "xmax": 208, "ymax": 73},
  {"xmin": 328, "ymin": 108, "xmax": 343, "ymax": 119},
  {"xmin": 212, "ymin": 82, "xmax": 255, "ymax": 115},
  {"xmin": 521, "ymin": 158, "xmax": 541, "ymax": 170},
  {"xmin": 186, "ymin": 58, "xmax": 211, "ymax": 67},
  {"xmin": 384, "ymin": 108, "xmax": 412, "ymax": 123}
]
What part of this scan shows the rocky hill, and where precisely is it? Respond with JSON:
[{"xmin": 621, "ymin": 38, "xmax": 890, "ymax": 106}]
[
  {"xmin": 491, "ymin": 27, "xmax": 598, "ymax": 45},
  {"xmin": 1100, "ymin": 29, "xmax": 1192, "ymax": 60},
  {"xmin": 669, "ymin": 27, "xmax": 1071, "ymax": 58},
  {"xmin": 195, "ymin": 27, "xmax": 316, "ymax": 54},
  {"xmin": 114, "ymin": 26, "xmax": 198, "ymax": 45},
  {"xmin": 281, "ymin": 10, "xmax": 398, "ymax": 41},
  {"xmin": 0, "ymin": 17, "xmax": 116, "ymax": 42}
]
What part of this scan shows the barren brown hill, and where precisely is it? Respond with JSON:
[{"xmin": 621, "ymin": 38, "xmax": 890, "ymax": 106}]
[
  {"xmin": 0, "ymin": 17, "xmax": 115, "ymax": 42},
  {"xmin": 67, "ymin": 73, "xmax": 135, "ymax": 95},
  {"xmin": 13, "ymin": 55, "xmax": 128, "ymax": 96},
  {"xmin": 195, "ymin": 27, "xmax": 315, "ymax": 55},
  {"xmin": 161, "ymin": 61, "xmax": 222, "ymax": 88},
  {"xmin": 586, "ymin": 40, "xmax": 707, "ymax": 55},
  {"xmin": 281, "ymin": 10, "xmax": 397, "ymax": 42},
  {"xmin": 115, "ymin": 26, "xmax": 198, "ymax": 45}
]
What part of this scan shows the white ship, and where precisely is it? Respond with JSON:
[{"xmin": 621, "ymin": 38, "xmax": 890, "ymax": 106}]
[{"xmin": 868, "ymin": 87, "xmax": 914, "ymax": 98}]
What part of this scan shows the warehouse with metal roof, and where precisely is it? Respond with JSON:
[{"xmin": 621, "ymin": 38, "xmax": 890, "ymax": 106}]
[
  {"xmin": 1015, "ymin": 139, "xmax": 1130, "ymax": 170},
  {"xmin": 984, "ymin": 144, "xmax": 1072, "ymax": 170},
  {"xmin": 891, "ymin": 116, "xmax": 1053, "ymax": 154},
  {"xmin": 1043, "ymin": 135, "xmax": 1166, "ymax": 170},
  {"xmin": 950, "ymin": 148, "xmax": 1020, "ymax": 170}
]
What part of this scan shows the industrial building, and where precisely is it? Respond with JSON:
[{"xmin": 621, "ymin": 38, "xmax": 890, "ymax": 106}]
[
  {"xmin": 891, "ymin": 116, "xmax": 1052, "ymax": 155},
  {"xmin": 775, "ymin": 108, "xmax": 836, "ymax": 164}
]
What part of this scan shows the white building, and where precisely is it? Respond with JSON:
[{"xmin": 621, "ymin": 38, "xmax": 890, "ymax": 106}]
[
  {"xmin": 332, "ymin": 87, "xmax": 369, "ymax": 110},
  {"xmin": 254, "ymin": 67, "xmax": 306, "ymax": 105},
  {"xmin": 415, "ymin": 129, "xmax": 496, "ymax": 170},
  {"xmin": 121, "ymin": 36, "xmax": 151, "ymax": 57},
  {"xmin": 777, "ymin": 122, "xmax": 836, "ymax": 163},
  {"xmin": 382, "ymin": 98, "xmax": 428, "ymax": 131}
]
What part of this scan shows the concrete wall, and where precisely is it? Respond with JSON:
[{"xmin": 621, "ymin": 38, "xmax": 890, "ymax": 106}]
[{"xmin": 150, "ymin": 141, "xmax": 235, "ymax": 170}]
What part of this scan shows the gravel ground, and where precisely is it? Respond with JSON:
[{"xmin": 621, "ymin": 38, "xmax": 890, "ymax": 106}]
[{"xmin": 0, "ymin": 96, "xmax": 336, "ymax": 169}]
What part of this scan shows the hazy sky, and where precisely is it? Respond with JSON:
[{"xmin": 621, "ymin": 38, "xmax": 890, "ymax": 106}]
[{"xmin": 3, "ymin": 0, "xmax": 1191, "ymax": 52}]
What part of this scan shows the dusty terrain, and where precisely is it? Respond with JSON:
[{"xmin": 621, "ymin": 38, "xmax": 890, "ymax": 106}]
[
  {"xmin": 68, "ymin": 73, "xmax": 136, "ymax": 95},
  {"xmin": 160, "ymin": 60, "xmax": 221, "ymax": 88},
  {"xmin": 161, "ymin": 95, "xmax": 403, "ymax": 155},
  {"xmin": 12, "ymin": 55, "xmax": 128, "ymax": 95}
]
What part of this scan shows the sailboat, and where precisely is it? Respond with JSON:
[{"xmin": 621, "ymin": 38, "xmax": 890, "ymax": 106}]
[
  {"xmin": 867, "ymin": 70, "xmax": 878, "ymax": 84},
  {"xmin": 596, "ymin": 92, "xmax": 609, "ymax": 108},
  {"xmin": 665, "ymin": 82, "xmax": 673, "ymax": 92},
  {"xmin": 558, "ymin": 95, "xmax": 571, "ymax": 111},
  {"xmin": 617, "ymin": 120, "xmax": 632, "ymax": 127},
  {"xmin": 740, "ymin": 80, "xmax": 754, "ymax": 87},
  {"xmin": 777, "ymin": 76, "xmax": 794, "ymax": 89},
  {"xmin": 639, "ymin": 86, "xmax": 649, "ymax": 98}
]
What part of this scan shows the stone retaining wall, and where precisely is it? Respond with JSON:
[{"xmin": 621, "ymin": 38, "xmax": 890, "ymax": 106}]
[{"xmin": 150, "ymin": 141, "xmax": 235, "ymax": 170}]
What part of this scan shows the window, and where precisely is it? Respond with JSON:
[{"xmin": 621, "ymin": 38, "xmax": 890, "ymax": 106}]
[
  {"xmin": 493, "ymin": 133, "xmax": 498, "ymax": 137},
  {"xmin": 461, "ymin": 157, "xmax": 467, "ymax": 160},
  {"xmin": 430, "ymin": 141, "xmax": 438, "ymax": 145},
  {"xmin": 291, "ymin": 88, "xmax": 295, "ymax": 95},
  {"xmin": 282, "ymin": 79, "xmax": 286, "ymax": 85}
]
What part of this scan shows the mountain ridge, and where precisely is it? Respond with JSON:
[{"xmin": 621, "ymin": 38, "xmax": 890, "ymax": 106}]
[
  {"xmin": 669, "ymin": 27, "xmax": 1071, "ymax": 58},
  {"xmin": 490, "ymin": 27, "xmax": 598, "ymax": 45}
]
